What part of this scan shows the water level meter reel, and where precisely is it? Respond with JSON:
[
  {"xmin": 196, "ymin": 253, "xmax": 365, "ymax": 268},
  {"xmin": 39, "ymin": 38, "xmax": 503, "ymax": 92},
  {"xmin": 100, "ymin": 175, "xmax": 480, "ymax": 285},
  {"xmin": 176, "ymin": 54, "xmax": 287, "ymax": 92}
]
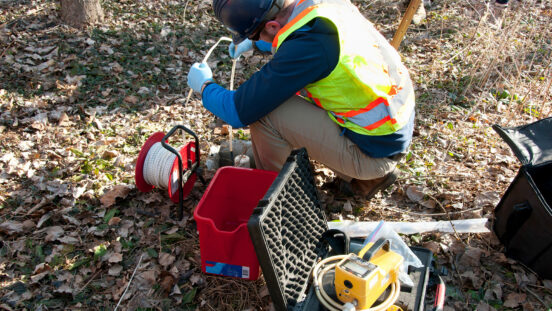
[{"xmin": 135, "ymin": 125, "xmax": 204, "ymax": 220}]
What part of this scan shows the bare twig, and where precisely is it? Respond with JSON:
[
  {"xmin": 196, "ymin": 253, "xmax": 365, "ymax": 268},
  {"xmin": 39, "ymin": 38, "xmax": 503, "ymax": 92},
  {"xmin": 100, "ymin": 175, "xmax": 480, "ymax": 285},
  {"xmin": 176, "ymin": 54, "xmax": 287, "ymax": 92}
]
[
  {"xmin": 523, "ymin": 285, "xmax": 548, "ymax": 308},
  {"xmin": 428, "ymin": 194, "xmax": 465, "ymax": 244},
  {"xmin": 0, "ymin": 41, "xmax": 15, "ymax": 58},
  {"xmin": 76, "ymin": 270, "xmax": 101, "ymax": 294},
  {"xmin": 114, "ymin": 253, "xmax": 144, "ymax": 311},
  {"xmin": 527, "ymin": 283, "xmax": 552, "ymax": 295}
]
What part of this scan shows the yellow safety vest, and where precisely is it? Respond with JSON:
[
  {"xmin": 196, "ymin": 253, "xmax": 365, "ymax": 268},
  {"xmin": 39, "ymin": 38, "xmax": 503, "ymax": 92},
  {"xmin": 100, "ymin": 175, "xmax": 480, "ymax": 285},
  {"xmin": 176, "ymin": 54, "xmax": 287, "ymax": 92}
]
[{"xmin": 272, "ymin": 0, "xmax": 415, "ymax": 136}]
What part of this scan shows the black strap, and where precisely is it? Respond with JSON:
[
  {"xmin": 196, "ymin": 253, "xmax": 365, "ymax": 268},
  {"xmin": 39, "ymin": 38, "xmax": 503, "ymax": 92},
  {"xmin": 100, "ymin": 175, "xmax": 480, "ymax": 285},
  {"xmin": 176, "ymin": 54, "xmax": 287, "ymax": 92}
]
[{"xmin": 320, "ymin": 229, "xmax": 350, "ymax": 255}]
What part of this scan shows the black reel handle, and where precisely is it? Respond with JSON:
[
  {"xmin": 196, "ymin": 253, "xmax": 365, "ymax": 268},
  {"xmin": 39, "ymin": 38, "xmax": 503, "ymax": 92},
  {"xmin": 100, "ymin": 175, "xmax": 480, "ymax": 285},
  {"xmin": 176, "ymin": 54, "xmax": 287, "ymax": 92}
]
[{"xmin": 161, "ymin": 125, "xmax": 204, "ymax": 220}]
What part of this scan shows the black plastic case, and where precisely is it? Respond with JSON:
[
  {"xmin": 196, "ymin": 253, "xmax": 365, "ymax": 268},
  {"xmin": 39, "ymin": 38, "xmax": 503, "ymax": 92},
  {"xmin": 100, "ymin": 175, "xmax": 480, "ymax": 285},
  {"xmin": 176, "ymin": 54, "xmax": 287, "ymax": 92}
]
[
  {"xmin": 248, "ymin": 149, "xmax": 432, "ymax": 310},
  {"xmin": 493, "ymin": 117, "xmax": 552, "ymax": 279},
  {"xmin": 248, "ymin": 149, "xmax": 328, "ymax": 310}
]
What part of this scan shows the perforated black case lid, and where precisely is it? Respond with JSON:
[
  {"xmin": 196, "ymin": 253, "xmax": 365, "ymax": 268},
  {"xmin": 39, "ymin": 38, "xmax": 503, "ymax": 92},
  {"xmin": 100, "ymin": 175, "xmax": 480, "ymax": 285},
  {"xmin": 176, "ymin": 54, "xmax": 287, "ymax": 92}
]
[{"xmin": 248, "ymin": 149, "xmax": 329, "ymax": 311}]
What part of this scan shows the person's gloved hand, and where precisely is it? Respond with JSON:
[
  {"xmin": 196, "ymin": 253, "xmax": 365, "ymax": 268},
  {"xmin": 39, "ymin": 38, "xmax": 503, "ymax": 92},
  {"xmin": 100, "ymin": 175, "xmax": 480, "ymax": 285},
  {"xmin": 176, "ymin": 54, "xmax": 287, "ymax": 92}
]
[
  {"xmin": 228, "ymin": 39, "xmax": 253, "ymax": 59},
  {"xmin": 187, "ymin": 62, "xmax": 213, "ymax": 93}
]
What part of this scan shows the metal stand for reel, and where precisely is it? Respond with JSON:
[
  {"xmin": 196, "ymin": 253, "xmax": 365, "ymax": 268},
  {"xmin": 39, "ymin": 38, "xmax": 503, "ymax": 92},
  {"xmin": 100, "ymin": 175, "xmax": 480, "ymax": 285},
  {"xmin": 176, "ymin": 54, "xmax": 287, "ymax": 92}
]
[
  {"xmin": 135, "ymin": 124, "xmax": 205, "ymax": 221},
  {"xmin": 161, "ymin": 125, "xmax": 205, "ymax": 220}
]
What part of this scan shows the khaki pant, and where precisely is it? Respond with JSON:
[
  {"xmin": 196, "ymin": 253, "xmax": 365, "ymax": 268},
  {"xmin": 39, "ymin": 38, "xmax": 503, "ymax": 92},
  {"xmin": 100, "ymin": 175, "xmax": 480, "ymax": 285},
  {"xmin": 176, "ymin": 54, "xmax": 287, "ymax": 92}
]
[{"xmin": 249, "ymin": 95, "xmax": 398, "ymax": 182}]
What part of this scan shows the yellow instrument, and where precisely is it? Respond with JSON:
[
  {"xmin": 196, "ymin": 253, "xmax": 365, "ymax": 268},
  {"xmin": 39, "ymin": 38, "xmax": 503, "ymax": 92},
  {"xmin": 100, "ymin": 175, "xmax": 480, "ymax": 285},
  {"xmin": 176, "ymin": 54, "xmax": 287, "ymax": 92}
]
[{"xmin": 334, "ymin": 239, "xmax": 403, "ymax": 309}]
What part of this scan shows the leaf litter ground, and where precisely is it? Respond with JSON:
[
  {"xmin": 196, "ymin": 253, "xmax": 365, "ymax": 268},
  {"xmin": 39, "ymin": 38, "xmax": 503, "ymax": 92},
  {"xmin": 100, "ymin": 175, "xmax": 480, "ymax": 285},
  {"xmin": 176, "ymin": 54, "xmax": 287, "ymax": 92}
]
[{"xmin": 0, "ymin": 0, "xmax": 551, "ymax": 310}]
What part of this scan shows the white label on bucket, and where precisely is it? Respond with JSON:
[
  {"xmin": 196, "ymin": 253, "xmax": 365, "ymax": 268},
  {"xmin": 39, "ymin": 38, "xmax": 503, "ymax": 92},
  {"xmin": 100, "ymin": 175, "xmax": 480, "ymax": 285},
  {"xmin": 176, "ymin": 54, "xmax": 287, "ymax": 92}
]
[
  {"xmin": 242, "ymin": 266, "xmax": 250, "ymax": 279},
  {"xmin": 205, "ymin": 261, "xmax": 251, "ymax": 279}
]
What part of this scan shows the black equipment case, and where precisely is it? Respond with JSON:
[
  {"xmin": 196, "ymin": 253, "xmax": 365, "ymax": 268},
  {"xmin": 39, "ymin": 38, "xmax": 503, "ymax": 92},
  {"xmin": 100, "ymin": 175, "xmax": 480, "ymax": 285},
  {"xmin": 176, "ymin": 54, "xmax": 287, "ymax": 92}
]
[
  {"xmin": 247, "ymin": 149, "xmax": 432, "ymax": 310},
  {"xmin": 492, "ymin": 117, "xmax": 552, "ymax": 279}
]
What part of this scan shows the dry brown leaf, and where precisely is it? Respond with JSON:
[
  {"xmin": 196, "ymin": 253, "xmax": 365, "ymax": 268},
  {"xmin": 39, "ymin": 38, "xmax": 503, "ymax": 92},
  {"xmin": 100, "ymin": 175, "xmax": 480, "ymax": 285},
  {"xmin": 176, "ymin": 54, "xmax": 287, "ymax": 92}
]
[
  {"xmin": 100, "ymin": 185, "xmax": 131, "ymax": 208},
  {"xmin": 108, "ymin": 252, "xmax": 123, "ymax": 263},
  {"xmin": 474, "ymin": 191, "xmax": 501, "ymax": 208},
  {"xmin": 189, "ymin": 273, "xmax": 204, "ymax": 285},
  {"xmin": 159, "ymin": 271, "xmax": 176, "ymax": 295},
  {"xmin": 33, "ymin": 263, "xmax": 51, "ymax": 274},
  {"xmin": 44, "ymin": 226, "xmax": 64, "ymax": 242},
  {"xmin": 139, "ymin": 270, "xmax": 158, "ymax": 286},
  {"xmin": 31, "ymin": 271, "xmax": 50, "ymax": 283},
  {"xmin": 460, "ymin": 270, "xmax": 484, "ymax": 288},
  {"xmin": 0, "ymin": 221, "xmax": 24, "ymax": 235},
  {"xmin": 108, "ymin": 216, "xmax": 121, "ymax": 226},
  {"xmin": 108, "ymin": 264, "xmax": 123, "ymax": 276},
  {"xmin": 124, "ymin": 95, "xmax": 138, "ymax": 105},
  {"xmin": 475, "ymin": 301, "xmax": 497, "ymax": 311},
  {"xmin": 422, "ymin": 241, "xmax": 440, "ymax": 254},
  {"xmin": 159, "ymin": 252, "xmax": 176, "ymax": 268},
  {"xmin": 503, "ymin": 292, "xmax": 526, "ymax": 308},
  {"xmin": 406, "ymin": 185, "xmax": 425, "ymax": 202},
  {"xmin": 458, "ymin": 247, "xmax": 485, "ymax": 269}
]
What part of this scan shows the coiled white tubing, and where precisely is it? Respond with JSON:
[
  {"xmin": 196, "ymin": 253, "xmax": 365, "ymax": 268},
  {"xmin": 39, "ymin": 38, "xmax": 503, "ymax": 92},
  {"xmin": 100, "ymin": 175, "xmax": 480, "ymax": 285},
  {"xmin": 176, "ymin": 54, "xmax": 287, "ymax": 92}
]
[{"xmin": 143, "ymin": 142, "xmax": 178, "ymax": 189}]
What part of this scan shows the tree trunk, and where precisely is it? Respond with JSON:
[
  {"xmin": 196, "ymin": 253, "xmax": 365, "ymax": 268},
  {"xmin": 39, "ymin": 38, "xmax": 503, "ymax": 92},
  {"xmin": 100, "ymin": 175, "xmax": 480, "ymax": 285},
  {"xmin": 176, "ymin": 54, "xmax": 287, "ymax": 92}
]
[{"xmin": 60, "ymin": 0, "xmax": 104, "ymax": 28}]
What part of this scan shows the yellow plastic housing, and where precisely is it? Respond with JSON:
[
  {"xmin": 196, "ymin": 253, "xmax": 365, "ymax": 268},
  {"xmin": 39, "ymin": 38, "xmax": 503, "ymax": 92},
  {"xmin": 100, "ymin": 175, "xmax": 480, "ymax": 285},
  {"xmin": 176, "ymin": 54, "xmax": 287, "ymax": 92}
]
[{"xmin": 334, "ymin": 242, "xmax": 403, "ymax": 309}]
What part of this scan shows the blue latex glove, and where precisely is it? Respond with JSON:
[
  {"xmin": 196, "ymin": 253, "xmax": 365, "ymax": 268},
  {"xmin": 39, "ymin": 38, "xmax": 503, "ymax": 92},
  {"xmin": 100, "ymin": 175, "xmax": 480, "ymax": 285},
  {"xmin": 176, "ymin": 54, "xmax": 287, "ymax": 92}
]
[
  {"xmin": 228, "ymin": 39, "xmax": 253, "ymax": 59},
  {"xmin": 187, "ymin": 62, "xmax": 213, "ymax": 93}
]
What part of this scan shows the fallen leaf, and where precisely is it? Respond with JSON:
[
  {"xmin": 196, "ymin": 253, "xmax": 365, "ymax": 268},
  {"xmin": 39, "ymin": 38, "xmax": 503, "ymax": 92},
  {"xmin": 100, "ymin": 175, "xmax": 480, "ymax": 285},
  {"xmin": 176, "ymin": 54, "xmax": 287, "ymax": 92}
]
[
  {"xmin": 54, "ymin": 284, "xmax": 73, "ymax": 295},
  {"xmin": 420, "ymin": 199, "xmax": 436, "ymax": 209},
  {"xmin": 159, "ymin": 252, "xmax": 176, "ymax": 268},
  {"xmin": 475, "ymin": 301, "xmax": 497, "ymax": 311},
  {"xmin": 159, "ymin": 271, "xmax": 176, "ymax": 294},
  {"xmin": 484, "ymin": 281, "xmax": 503, "ymax": 301},
  {"xmin": 108, "ymin": 264, "xmax": 123, "ymax": 276},
  {"xmin": 458, "ymin": 247, "xmax": 485, "ymax": 268},
  {"xmin": 422, "ymin": 241, "xmax": 440, "ymax": 254},
  {"xmin": 139, "ymin": 270, "xmax": 158, "ymax": 286},
  {"xmin": 33, "ymin": 263, "xmax": 51, "ymax": 274},
  {"xmin": 124, "ymin": 95, "xmax": 138, "ymax": 105},
  {"xmin": 171, "ymin": 284, "xmax": 182, "ymax": 296},
  {"xmin": 406, "ymin": 186, "xmax": 425, "ymax": 202},
  {"xmin": 108, "ymin": 216, "xmax": 121, "ymax": 226},
  {"xmin": 474, "ymin": 191, "xmax": 501, "ymax": 208},
  {"xmin": 503, "ymin": 292, "xmax": 526, "ymax": 308},
  {"xmin": 108, "ymin": 252, "xmax": 123, "ymax": 263},
  {"xmin": 460, "ymin": 270, "xmax": 484, "ymax": 288},
  {"xmin": 0, "ymin": 221, "xmax": 24, "ymax": 235},
  {"xmin": 45, "ymin": 226, "xmax": 64, "ymax": 242},
  {"xmin": 189, "ymin": 273, "xmax": 204, "ymax": 285},
  {"xmin": 100, "ymin": 185, "xmax": 131, "ymax": 208},
  {"xmin": 31, "ymin": 271, "xmax": 49, "ymax": 283}
]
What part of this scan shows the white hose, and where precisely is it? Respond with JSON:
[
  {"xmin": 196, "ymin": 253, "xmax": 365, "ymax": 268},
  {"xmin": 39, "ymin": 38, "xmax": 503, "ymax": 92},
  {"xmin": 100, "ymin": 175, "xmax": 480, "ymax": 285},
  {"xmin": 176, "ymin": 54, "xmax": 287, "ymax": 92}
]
[
  {"xmin": 312, "ymin": 255, "xmax": 401, "ymax": 311},
  {"xmin": 185, "ymin": 37, "xmax": 233, "ymax": 106},
  {"xmin": 143, "ymin": 142, "xmax": 177, "ymax": 189}
]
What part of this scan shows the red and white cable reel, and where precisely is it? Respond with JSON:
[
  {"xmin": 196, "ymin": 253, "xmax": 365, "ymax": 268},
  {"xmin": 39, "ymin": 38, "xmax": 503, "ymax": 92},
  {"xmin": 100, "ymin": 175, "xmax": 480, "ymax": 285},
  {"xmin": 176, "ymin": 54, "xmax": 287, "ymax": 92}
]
[{"xmin": 135, "ymin": 126, "xmax": 203, "ymax": 219}]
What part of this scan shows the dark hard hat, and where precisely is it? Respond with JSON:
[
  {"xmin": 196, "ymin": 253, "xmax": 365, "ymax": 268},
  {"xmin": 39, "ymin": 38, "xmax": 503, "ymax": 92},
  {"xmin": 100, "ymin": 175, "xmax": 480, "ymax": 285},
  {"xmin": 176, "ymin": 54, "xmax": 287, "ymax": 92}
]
[{"xmin": 213, "ymin": 0, "xmax": 285, "ymax": 43}]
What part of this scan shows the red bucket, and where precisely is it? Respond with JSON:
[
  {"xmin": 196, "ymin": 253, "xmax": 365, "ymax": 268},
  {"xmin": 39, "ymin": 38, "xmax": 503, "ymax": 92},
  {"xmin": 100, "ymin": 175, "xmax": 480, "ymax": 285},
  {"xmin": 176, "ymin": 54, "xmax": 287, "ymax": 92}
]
[{"xmin": 194, "ymin": 167, "xmax": 277, "ymax": 280}]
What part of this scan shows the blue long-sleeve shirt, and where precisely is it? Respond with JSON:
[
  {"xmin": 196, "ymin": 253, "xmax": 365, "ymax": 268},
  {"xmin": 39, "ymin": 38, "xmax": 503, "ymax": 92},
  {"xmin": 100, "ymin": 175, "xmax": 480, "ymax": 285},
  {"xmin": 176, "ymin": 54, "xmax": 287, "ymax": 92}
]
[{"xmin": 202, "ymin": 18, "xmax": 414, "ymax": 158}]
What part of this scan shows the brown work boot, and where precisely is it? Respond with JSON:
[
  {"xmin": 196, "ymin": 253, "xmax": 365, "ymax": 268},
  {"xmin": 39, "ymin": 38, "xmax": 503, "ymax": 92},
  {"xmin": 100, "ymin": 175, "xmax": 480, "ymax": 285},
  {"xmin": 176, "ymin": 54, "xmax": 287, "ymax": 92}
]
[
  {"xmin": 322, "ymin": 177, "xmax": 354, "ymax": 198},
  {"xmin": 351, "ymin": 168, "xmax": 399, "ymax": 200}
]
